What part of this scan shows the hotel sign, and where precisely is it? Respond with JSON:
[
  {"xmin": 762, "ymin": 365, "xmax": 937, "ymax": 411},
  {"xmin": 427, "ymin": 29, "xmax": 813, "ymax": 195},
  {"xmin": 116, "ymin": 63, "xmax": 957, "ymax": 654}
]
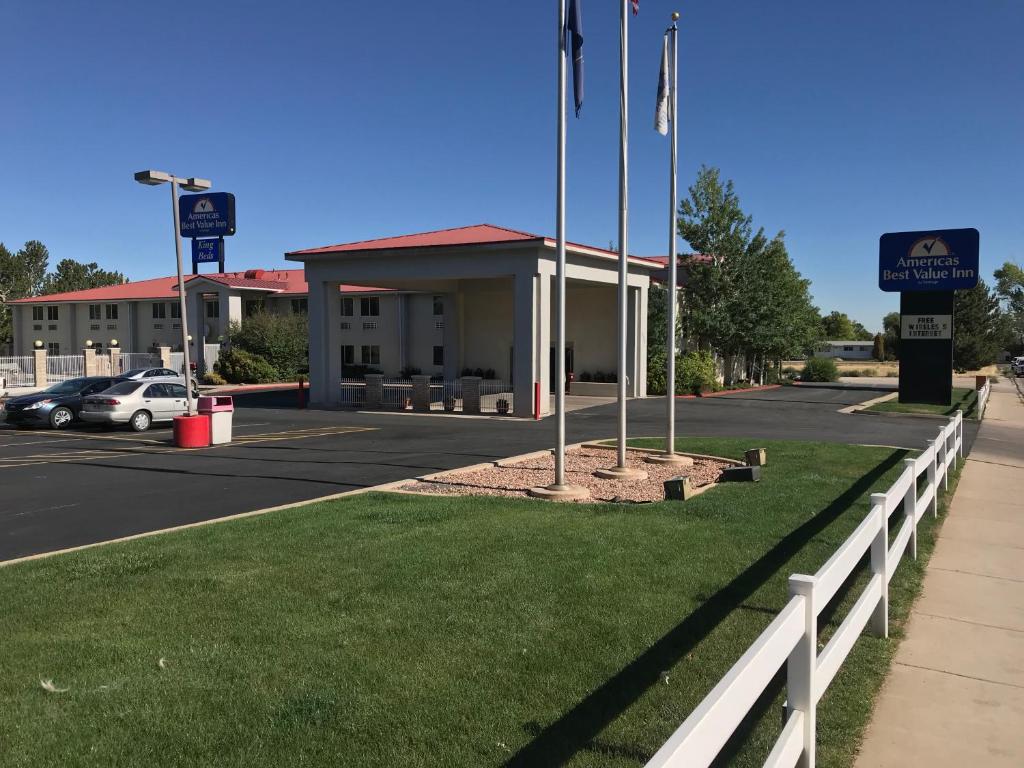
[
  {"xmin": 178, "ymin": 192, "xmax": 236, "ymax": 238},
  {"xmin": 879, "ymin": 228, "xmax": 979, "ymax": 292}
]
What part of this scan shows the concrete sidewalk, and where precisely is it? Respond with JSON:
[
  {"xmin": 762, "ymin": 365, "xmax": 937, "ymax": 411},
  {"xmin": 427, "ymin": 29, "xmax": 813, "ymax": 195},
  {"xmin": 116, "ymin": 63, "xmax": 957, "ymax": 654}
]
[{"xmin": 854, "ymin": 379, "xmax": 1024, "ymax": 767}]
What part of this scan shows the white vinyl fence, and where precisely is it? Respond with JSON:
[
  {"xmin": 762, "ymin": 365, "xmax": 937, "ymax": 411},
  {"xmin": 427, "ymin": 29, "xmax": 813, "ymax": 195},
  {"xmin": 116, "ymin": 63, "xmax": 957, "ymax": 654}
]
[
  {"xmin": 976, "ymin": 379, "xmax": 991, "ymax": 417},
  {"xmin": 119, "ymin": 352, "xmax": 161, "ymax": 373},
  {"xmin": 0, "ymin": 356, "xmax": 33, "ymax": 388},
  {"xmin": 168, "ymin": 352, "xmax": 185, "ymax": 375},
  {"xmin": 46, "ymin": 355, "xmax": 85, "ymax": 383},
  {"xmin": 203, "ymin": 344, "xmax": 221, "ymax": 374},
  {"xmin": 645, "ymin": 411, "xmax": 965, "ymax": 768}
]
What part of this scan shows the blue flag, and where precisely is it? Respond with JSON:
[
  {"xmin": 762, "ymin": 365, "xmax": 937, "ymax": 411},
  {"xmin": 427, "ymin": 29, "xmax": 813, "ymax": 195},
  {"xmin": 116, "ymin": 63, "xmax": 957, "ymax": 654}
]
[{"xmin": 567, "ymin": 0, "xmax": 584, "ymax": 117}]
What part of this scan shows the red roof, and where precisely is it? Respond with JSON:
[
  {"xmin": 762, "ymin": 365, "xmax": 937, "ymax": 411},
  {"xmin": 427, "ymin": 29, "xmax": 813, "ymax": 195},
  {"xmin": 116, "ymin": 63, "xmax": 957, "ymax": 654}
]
[
  {"xmin": 287, "ymin": 223, "xmax": 664, "ymax": 265},
  {"xmin": 8, "ymin": 270, "xmax": 383, "ymax": 304}
]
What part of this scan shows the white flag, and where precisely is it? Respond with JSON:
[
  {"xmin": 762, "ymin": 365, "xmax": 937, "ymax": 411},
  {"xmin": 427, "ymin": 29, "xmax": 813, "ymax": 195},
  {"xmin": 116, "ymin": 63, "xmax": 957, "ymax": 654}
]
[{"xmin": 654, "ymin": 34, "xmax": 669, "ymax": 135}]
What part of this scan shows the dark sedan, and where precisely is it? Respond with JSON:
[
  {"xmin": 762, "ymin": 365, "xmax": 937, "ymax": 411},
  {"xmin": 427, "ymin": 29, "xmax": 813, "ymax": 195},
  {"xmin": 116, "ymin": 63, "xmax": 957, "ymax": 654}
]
[{"xmin": 2, "ymin": 377, "xmax": 121, "ymax": 429}]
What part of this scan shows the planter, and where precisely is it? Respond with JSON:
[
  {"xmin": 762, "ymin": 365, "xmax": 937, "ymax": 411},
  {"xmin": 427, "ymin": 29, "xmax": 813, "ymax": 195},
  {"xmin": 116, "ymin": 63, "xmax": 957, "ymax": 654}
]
[{"xmin": 496, "ymin": 398, "xmax": 510, "ymax": 415}]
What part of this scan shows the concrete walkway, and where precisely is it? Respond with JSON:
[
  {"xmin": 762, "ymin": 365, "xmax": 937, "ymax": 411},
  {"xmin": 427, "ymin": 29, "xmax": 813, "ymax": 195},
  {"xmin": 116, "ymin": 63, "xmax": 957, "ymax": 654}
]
[{"xmin": 854, "ymin": 379, "xmax": 1024, "ymax": 767}]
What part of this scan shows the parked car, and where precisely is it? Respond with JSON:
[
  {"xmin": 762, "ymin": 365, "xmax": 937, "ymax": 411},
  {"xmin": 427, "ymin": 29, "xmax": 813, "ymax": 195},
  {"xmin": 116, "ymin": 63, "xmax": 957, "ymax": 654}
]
[
  {"xmin": 80, "ymin": 380, "xmax": 191, "ymax": 432},
  {"xmin": 1012, "ymin": 360, "xmax": 1024, "ymax": 376},
  {"xmin": 120, "ymin": 367, "xmax": 199, "ymax": 391},
  {"xmin": 2, "ymin": 376, "xmax": 121, "ymax": 429}
]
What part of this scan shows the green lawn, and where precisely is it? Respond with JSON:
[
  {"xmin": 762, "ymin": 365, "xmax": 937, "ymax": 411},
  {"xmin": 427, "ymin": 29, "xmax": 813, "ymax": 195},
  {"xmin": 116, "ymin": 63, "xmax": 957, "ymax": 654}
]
[
  {"xmin": 0, "ymin": 438, "xmax": 956, "ymax": 768},
  {"xmin": 866, "ymin": 386, "xmax": 978, "ymax": 419}
]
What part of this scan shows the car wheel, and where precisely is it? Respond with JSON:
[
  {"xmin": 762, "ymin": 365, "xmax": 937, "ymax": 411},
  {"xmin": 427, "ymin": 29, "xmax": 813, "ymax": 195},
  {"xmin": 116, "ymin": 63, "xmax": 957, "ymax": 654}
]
[
  {"xmin": 49, "ymin": 407, "xmax": 74, "ymax": 430},
  {"xmin": 130, "ymin": 410, "xmax": 152, "ymax": 432}
]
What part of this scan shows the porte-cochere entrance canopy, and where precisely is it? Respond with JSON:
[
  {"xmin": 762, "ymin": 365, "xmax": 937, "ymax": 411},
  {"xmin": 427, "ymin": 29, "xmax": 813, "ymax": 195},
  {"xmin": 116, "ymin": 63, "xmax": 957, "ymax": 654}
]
[{"xmin": 286, "ymin": 224, "xmax": 661, "ymax": 417}]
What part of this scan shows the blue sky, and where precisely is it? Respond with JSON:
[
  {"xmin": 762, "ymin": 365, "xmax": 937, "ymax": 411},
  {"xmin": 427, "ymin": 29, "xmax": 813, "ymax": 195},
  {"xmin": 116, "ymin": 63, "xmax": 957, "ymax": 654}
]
[{"xmin": 2, "ymin": 0, "xmax": 1021, "ymax": 331}]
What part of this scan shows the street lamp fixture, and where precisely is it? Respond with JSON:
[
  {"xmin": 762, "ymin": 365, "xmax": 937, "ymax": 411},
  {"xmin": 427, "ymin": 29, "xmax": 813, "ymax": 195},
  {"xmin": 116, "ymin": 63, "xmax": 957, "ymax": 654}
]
[{"xmin": 134, "ymin": 168, "xmax": 212, "ymax": 415}]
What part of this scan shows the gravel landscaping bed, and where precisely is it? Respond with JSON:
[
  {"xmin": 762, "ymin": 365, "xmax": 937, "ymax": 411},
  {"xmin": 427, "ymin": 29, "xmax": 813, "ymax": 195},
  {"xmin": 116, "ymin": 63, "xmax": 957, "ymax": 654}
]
[{"xmin": 400, "ymin": 445, "xmax": 732, "ymax": 503}]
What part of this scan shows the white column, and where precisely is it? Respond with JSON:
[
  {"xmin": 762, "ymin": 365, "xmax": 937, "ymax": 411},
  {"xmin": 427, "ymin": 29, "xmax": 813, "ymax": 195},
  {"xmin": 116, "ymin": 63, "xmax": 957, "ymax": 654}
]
[
  {"xmin": 512, "ymin": 270, "xmax": 538, "ymax": 418},
  {"xmin": 536, "ymin": 272, "xmax": 551, "ymax": 414},
  {"xmin": 636, "ymin": 283, "xmax": 648, "ymax": 398},
  {"xmin": 442, "ymin": 290, "xmax": 461, "ymax": 379}
]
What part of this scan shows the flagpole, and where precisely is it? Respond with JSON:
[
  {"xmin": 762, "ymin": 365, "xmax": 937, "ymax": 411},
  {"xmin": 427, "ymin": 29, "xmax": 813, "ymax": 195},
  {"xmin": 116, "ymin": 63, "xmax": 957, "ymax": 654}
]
[
  {"xmin": 667, "ymin": 14, "xmax": 680, "ymax": 456},
  {"xmin": 599, "ymin": 0, "xmax": 647, "ymax": 481},
  {"xmin": 534, "ymin": 0, "xmax": 589, "ymax": 501}
]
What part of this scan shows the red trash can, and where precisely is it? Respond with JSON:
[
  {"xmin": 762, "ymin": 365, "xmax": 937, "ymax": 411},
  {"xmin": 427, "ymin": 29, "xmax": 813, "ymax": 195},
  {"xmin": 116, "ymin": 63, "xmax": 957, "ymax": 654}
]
[{"xmin": 173, "ymin": 414, "xmax": 211, "ymax": 448}]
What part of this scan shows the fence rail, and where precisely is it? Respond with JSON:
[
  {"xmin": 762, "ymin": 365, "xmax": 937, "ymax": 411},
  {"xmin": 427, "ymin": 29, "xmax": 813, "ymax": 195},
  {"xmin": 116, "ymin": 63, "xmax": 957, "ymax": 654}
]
[
  {"xmin": 645, "ymin": 410, "xmax": 965, "ymax": 768},
  {"xmin": 0, "ymin": 356, "xmax": 34, "ymax": 388},
  {"xmin": 45, "ymin": 355, "xmax": 85, "ymax": 383},
  {"xmin": 381, "ymin": 378, "xmax": 412, "ymax": 409},
  {"xmin": 977, "ymin": 379, "xmax": 991, "ymax": 417}
]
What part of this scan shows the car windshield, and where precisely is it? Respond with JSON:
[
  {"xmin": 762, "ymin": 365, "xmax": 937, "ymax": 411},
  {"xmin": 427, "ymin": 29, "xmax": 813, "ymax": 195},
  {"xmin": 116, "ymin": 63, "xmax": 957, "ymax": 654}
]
[
  {"xmin": 104, "ymin": 381, "xmax": 146, "ymax": 395},
  {"xmin": 43, "ymin": 379, "xmax": 89, "ymax": 395},
  {"xmin": 122, "ymin": 369, "xmax": 148, "ymax": 378}
]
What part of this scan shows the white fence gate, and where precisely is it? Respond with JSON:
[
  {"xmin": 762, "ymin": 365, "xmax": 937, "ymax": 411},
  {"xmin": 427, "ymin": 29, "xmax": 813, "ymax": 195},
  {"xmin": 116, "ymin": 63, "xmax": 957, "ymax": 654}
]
[
  {"xmin": 46, "ymin": 355, "xmax": 85, "ymax": 383},
  {"xmin": 119, "ymin": 352, "xmax": 161, "ymax": 373},
  {"xmin": 0, "ymin": 356, "xmax": 34, "ymax": 388},
  {"xmin": 645, "ymin": 411, "xmax": 965, "ymax": 768},
  {"xmin": 168, "ymin": 352, "xmax": 185, "ymax": 375},
  {"xmin": 480, "ymin": 380, "xmax": 514, "ymax": 414}
]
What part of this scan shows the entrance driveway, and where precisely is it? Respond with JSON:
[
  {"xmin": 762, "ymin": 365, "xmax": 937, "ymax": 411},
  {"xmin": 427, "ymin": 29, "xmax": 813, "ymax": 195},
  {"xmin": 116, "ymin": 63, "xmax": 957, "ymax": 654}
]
[{"xmin": 0, "ymin": 385, "xmax": 976, "ymax": 562}]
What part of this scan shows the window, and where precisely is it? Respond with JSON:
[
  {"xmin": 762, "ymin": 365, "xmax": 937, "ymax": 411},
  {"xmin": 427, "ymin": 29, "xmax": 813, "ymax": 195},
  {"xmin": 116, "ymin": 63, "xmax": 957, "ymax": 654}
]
[
  {"xmin": 89, "ymin": 304, "xmax": 101, "ymax": 320},
  {"xmin": 33, "ymin": 325, "xmax": 42, "ymax": 331},
  {"xmin": 843, "ymin": 346, "xmax": 854, "ymax": 352},
  {"xmin": 341, "ymin": 297, "xmax": 354, "ymax": 317},
  {"xmin": 47, "ymin": 342, "xmax": 60, "ymax": 355},
  {"xmin": 152, "ymin": 303, "xmax": 166, "ymax": 319},
  {"xmin": 433, "ymin": 296, "xmax": 444, "ymax": 316},
  {"xmin": 340, "ymin": 321, "xmax": 351, "ymax": 330},
  {"xmin": 362, "ymin": 321, "xmax": 377, "ymax": 330},
  {"xmin": 32, "ymin": 307, "xmax": 44, "ymax": 321},
  {"xmin": 144, "ymin": 383, "xmax": 169, "ymax": 398},
  {"xmin": 360, "ymin": 345, "xmax": 380, "ymax": 365},
  {"xmin": 47, "ymin": 306, "xmax": 59, "ymax": 321},
  {"xmin": 170, "ymin": 303, "xmax": 181, "ymax": 319},
  {"xmin": 206, "ymin": 301, "xmax": 220, "ymax": 319},
  {"xmin": 342, "ymin": 345, "xmax": 355, "ymax": 365},
  {"xmin": 433, "ymin": 346, "xmax": 444, "ymax": 366},
  {"xmin": 105, "ymin": 304, "xmax": 118, "ymax": 320},
  {"xmin": 435, "ymin": 321, "xmax": 444, "ymax": 330},
  {"xmin": 360, "ymin": 296, "xmax": 379, "ymax": 316},
  {"xmin": 291, "ymin": 298, "xmax": 308, "ymax": 315}
]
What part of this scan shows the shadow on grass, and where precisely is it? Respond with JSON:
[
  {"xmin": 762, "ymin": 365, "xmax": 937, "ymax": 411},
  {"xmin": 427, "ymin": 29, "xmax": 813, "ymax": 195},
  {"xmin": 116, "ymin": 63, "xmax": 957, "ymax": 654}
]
[{"xmin": 503, "ymin": 449, "xmax": 908, "ymax": 768}]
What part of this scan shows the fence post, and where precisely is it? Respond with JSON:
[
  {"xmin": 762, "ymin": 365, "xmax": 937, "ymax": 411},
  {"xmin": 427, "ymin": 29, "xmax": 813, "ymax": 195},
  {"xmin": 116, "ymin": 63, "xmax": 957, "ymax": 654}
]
[
  {"xmin": 869, "ymin": 493, "xmax": 889, "ymax": 638},
  {"xmin": 365, "ymin": 374, "xmax": 384, "ymax": 409},
  {"xmin": 902, "ymin": 460, "xmax": 918, "ymax": 559},
  {"xmin": 957, "ymin": 410, "xmax": 965, "ymax": 459},
  {"xmin": 158, "ymin": 346, "xmax": 172, "ymax": 368},
  {"xmin": 937, "ymin": 426, "xmax": 948, "ymax": 491},
  {"xmin": 461, "ymin": 376, "xmax": 481, "ymax": 415},
  {"xmin": 411, "ymin": 375, "xmax": 431, "ymax": 413},
  {"xmin": 83, "ymin": 348, "xmax": 97, "ymax": 377},
  {"xmin": 787, "ymin": 574, "xmax": 817, "ymax": 768},
  {"xmin": 33, "ymin": 348, "xmax": 47, "ymax": 386},
  {"xmin": 108, "ymin": 348, "xmax": 121, "ymax": 376},
  {"xmin": 926, "ymin": 439, "xmax": 938, "ymax": 518}
]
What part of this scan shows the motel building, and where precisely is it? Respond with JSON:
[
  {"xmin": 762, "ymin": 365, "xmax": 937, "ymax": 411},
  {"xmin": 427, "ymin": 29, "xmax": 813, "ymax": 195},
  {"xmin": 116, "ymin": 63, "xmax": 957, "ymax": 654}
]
[{"xmin": 6, "ymin": 225, "xmax": 660, "ymax": 417}]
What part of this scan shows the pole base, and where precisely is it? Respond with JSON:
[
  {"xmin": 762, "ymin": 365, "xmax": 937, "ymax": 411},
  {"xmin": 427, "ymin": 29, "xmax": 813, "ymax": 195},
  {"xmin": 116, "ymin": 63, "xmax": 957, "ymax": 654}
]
[
  {"xmin": 528, "ymin": 484, "xmax": 591, "ymax": 502},
  {"xmin": 593, "ymin": 466, "xmax": 648, "ymax": 481},
  {"xmin": 644, "ymin": 453, "xmax": 694, "ymax": 467}
]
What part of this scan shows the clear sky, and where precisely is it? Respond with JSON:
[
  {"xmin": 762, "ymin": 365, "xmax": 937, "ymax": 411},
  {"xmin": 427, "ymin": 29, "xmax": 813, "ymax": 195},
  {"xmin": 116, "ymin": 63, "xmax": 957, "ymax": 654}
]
[{"xmin": 2, "ymin": 1, "xmax": 1022, "ymax": 332}]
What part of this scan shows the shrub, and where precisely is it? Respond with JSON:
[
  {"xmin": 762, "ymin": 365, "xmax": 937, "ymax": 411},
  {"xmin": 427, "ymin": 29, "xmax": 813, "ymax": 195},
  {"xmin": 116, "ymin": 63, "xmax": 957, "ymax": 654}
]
[
  {"xmin": 801, "ymin": 356, "xmax": 840, "ymax": 382},
  {"xmin": 863, "ymin": 367, "xmax": 878, "ymax": 377},
  {"xmin": 202, "ymin": 371, "xmax": 227, "ymax": 386},
  {"xmin": 215, "ymin": 348, "xmax": 279, "ymax": 384},
  {"xmin": 484, "ymin": 369, "xmax": 496, "ymax": 380},
  {"xmin": 593, "ymin": 371, "xmax": 606, "ymax": 383},
  {"xmin": 579, "ymin": 371, "xmax": 593, "ymax": 383},
  {"xmin": 678, "ymin": 350, "xmax": 717, "ymax": 395},
  {"xmin": 400, "ymin": 366, "xmax": 421, "ymax": 378},
  {"xmin": 845, "ymin": 369, "xmax": 862, "ymax": 377},
  {"xmin": 227, "ymin": 312, "xmax": 309, "ymax": 380}
]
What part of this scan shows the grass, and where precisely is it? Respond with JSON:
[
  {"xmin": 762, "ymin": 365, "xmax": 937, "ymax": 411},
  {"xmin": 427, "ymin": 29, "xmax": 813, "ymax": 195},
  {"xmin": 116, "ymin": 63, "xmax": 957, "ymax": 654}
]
[
  {"xmin": 0, "ymin": 438, "xmax": 957, "ymax": 768},
  {"xmin": 866, "ymin": 386, "xmax": 978, "ymax": 419}
]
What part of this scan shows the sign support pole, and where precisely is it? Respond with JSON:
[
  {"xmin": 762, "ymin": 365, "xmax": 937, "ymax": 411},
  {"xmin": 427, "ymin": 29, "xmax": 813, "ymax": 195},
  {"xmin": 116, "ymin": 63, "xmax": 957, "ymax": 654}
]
[{"xmin": 169, "ymin": 179, "xmax": 194, "ymax": 415}]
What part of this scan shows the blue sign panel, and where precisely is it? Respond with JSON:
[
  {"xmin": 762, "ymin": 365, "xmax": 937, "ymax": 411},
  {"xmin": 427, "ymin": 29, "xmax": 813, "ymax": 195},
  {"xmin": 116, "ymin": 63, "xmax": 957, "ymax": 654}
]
[
  {"xmin": 879, "ymin": 228, "xmax": 979, "ymax": 292},
  {"xmin": 192, "ymin": 238, "xmax": 223, "ymax": 264},
  {"xmin": 178, "ymin": 192, "xmax": 236, "ymax": 238}
]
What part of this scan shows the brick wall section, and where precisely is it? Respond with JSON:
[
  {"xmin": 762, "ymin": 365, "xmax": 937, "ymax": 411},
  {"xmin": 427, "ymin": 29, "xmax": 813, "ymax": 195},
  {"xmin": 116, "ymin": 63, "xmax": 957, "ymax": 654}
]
[
  {"xmin": 461, "ymin": 376, "xmax": 481, "ymax": 414},
  {"xmin": 411, "ymin": 375, "xmax": 432, "ymax": 413},
  {"xmin": 365, "ymin": 374, "xmax": 383, "ymax": 409},
  {"xmin": 33, "ymin": 349, "xmax": 46, "ymax": 386}
]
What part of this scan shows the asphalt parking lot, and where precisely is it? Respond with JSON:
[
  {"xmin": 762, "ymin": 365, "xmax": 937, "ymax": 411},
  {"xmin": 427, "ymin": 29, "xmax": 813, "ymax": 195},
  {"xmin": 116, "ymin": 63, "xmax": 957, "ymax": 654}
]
[{"xmin": 0, "ymin": 384, "xmax": 977, "ymax": 562}]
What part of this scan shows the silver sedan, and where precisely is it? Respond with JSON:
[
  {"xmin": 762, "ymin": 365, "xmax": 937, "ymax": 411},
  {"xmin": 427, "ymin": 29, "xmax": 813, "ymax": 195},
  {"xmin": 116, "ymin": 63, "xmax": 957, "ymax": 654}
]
[{"xmin": 80, "ymin": 380, "xmax": 191, "ymax": 432}]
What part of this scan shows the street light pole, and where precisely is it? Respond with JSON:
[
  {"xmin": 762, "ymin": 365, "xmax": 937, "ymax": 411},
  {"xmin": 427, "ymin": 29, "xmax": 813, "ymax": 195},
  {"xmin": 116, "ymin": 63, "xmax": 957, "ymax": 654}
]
[{"xmin": 169, "ymin": 178, "xmax": 194, "ymax": 415}]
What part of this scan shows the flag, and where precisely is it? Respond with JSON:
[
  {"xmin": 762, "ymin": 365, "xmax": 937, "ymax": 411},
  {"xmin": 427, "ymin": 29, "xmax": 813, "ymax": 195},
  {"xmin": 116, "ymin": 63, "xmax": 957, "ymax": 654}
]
[
  {"xmin": 567, "ymin": 0, "xmax": 584, "ymax": 117},
  {"xmin": 654, "ymin": 34, "xmax": 669, "ymax": 135},
  {"xmin": 631, "ymin": 0, "xmax": 639, "ymax": 15}
]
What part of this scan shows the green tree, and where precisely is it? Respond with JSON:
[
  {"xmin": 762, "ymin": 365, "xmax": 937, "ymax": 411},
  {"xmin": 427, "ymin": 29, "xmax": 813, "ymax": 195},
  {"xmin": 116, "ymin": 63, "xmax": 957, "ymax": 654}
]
[
  {"xmin": 227, "ymin": 312, "xmax": 309, "ymax": 380},
  {"xmin": 993, "ymin": 261, "xmax": 1024, "ymax": 353},
  {"xmin": 0, "ymin": 240, "xmax": 49, "ymax": 347},
  {"xmin": 953, "ymin": 279, "xmax": 1008, "ymax": 371},
  {"xmin": 820, "ymin": 311, "xmax": 871, "ymax": 340},
  {"xmin": 882, "ymin": 311, "xmax": 900, "ymax": 360},
  {"xmin": 872, "ymin": 333, "xmax": 885, "ymax": 361},
  {"xmin": 646, "ymin": 283, "xmax": 674, "ymax": 395},
  {"xmin": 40, "ymin": 259, "xmax": 125, "ymax": 295}
]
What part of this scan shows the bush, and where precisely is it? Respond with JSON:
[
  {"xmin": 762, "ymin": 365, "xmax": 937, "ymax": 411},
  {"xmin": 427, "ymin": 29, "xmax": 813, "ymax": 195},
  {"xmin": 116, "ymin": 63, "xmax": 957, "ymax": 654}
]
[
  {"xmin": 801, "ymin": 356, "xmax": 840, "ymax": 382},
  {"xmin": 215, "ymin": 348, "xmax": 279, "ymax": 384},
  {"xmin": 678, "ymin": 350, "xmax": 717, "ymax": 395},
  {"xmin": 228, "ymin": 312, "xmax": 309, "ymax": 380},
  {"xmin": 343, "ymin": 365, "xmax": 383, "ymax": 379},
  {"xmin": 202, "ymin": 371, "xmax": 227, "ymax": 386},
  {"xmin": 579, "ymin": 371, "xmax": 593, "ymax": 383},
  {"xmin": 484, "ymin": 369, "xmax": 496, "ymax": 380},
  {"xmin": 400, "ymin": 366, "xmax": 421, "ymax": 378}
]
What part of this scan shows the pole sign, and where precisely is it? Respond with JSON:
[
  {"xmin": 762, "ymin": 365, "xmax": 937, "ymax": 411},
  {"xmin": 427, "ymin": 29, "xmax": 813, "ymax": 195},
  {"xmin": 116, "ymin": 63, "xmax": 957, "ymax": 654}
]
[
  {"xmin": 878, "ymin": 227, "xmax": 979, "ymax": 292},
  {"xmin": 192, "ymin": 238, "xmax": 223, "ymax": 264},
  {"xmin": 178, "ymin": 192, "xmax": 236, "ymax": 238},
  {"xmin": 901, "ymin": 314, "xmax": 952, "ymax": 340}
]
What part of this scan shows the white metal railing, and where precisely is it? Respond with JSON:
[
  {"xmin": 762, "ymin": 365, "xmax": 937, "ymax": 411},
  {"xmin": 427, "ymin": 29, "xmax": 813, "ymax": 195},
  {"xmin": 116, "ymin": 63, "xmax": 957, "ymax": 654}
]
[
  {"xmin": 168, "ymin": 352, "xmax": 185, "ymax": 375},
  {"xmin": 430, "ymin": 379, "xmax": 463, "ymax": 411},
  {"xmin": 480, "ymin": 379, "xmax": 514, "ymax": 414},
  {"xmin": 382, "ymin": 378, "xmax": 413, "ymax": 409},
  {"xmin": 645, "ymin": 410, "xmax": 965, "ymax": 768},
  {"xmin": 340, "ymin": 379, "xmax": 366, "ymax": 406},
  {"xmin": 0, "ymin": 356, "xmax": 34, "ymax": 388},
  {"xmin": 45, "ymin": 354, "xmax": 85, "ymax": 383},
  {"xmin": 203, "ymin": 344, "xmax": 221, "ymax": 374},
  {"xmin": 119, "ymin": 352, "xmax": 161, "ymax": 372}
]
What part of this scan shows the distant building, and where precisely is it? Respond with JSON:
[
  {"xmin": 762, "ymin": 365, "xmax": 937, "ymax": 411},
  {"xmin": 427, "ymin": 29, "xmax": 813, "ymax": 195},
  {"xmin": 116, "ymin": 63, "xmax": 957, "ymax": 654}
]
[{"xmin": 818, "ymin": 340, "xmax": 875, "ymax": 360}]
